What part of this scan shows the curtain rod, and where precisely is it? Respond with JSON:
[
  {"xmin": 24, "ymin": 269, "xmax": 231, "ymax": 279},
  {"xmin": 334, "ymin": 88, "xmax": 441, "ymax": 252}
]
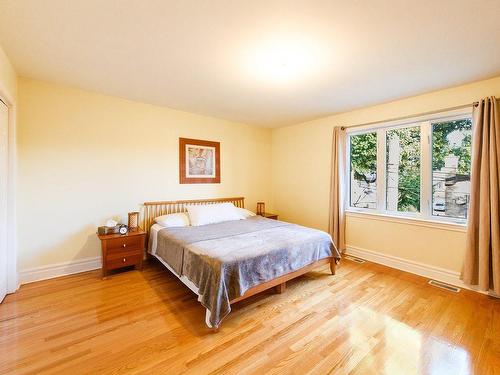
[{"xmin": 340, "ymin": 102, "xmax": 479, "ymax": 131}]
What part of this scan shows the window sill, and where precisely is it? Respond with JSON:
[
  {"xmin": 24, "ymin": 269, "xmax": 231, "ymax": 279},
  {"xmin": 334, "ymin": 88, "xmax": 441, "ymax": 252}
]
[{"xmin": 345, "ymin": 210, "xmax": 467, "ymax": 233}]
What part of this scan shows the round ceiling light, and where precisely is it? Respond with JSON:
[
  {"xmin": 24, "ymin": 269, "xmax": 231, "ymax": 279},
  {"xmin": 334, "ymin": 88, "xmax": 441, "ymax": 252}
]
[{"xmin": 244, "ymin": 35, "xmax": 324, "ymax": 85}]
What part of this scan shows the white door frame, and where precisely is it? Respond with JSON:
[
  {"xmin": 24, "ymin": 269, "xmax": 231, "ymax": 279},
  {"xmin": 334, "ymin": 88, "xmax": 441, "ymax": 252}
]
[{"xmin": 0, "ymin": 81, "xmax": 18, "ymax": 294}]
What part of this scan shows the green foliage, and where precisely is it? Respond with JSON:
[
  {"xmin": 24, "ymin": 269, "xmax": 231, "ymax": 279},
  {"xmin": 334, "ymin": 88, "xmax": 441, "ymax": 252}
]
[
  {"xmin": 350, "ymin": 132, "xmax": 377, "ymax": 177},
  {"xmin": 432, "ymin": 119, "xmax": 472, "ymax": 175}
]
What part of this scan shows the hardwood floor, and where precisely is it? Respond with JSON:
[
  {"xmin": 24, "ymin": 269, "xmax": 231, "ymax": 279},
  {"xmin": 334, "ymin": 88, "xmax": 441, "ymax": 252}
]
[{"xmin": 1, "ymin": 259, "xmax": 499, "ymax": 375}]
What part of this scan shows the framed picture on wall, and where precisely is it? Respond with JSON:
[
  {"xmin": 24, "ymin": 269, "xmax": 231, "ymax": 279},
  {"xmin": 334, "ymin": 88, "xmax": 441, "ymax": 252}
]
[{"xmin": 179, "ymin": 138, "xmax": 221, "ymax": 184}]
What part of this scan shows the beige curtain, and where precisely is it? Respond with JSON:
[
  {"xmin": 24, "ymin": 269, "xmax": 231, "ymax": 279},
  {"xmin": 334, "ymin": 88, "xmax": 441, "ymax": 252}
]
[
  {"xmin": 329, "ymin": 126, "xmax": 346, "ymax": 253},
  {"xmin": 462, "ymin": 96, "xmax": 500, "ymax": 295}
]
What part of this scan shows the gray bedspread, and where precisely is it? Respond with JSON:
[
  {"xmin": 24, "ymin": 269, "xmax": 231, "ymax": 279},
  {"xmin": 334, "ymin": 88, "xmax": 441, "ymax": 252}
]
[{"xmin": 152, "ymin": 216, "xmax": 340, "ymax": 328}]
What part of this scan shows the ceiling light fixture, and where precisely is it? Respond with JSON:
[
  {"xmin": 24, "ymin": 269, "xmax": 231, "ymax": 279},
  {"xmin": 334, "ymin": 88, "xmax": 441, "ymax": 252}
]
[{"xmin": 244, "ymin": 35, "xmax": 324, "ymax": 85}]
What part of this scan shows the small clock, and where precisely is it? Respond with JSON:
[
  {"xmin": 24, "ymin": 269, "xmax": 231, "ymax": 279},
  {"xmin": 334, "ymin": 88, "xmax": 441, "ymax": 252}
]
[{"xmin": 118, "ymin": 224, "xmax": 128, "ymax": 235}]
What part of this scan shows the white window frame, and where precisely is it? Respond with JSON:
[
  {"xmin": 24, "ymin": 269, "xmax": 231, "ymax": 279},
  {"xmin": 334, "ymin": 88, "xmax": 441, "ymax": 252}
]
[{"xmin": 346, "ymin": 108, "xmax": 472, "ymax": 227}]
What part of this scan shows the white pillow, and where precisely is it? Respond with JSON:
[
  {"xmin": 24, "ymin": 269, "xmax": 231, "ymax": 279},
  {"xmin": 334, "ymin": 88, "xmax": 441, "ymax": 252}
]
[
  {"xmin": 155, "ymin": 212, "xmax": 190, "ymax": 228},
  {"xmin": 186, "ymin": 203, "xmax": 243, "ymax": 226},
  {"xmin": 234, "ymin": 207, "xmax": 256, "ymax": 219}
]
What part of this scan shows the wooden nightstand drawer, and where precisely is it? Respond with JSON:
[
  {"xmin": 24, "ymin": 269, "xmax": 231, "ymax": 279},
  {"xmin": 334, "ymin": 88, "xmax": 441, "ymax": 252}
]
[
  {"xmin": 106, "ymin": 248, "xmax": 141, "ymax": 261},
  {"xmin": 106, "ymin": 253, "xmax": 142, "ymax": 270},
  {"xmin": 106, "ymin": 235, "xmax": 144, "ymax": 253}
]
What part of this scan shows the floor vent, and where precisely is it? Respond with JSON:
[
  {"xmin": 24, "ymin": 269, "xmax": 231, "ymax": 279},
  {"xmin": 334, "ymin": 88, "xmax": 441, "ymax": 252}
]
[
  {"xmin": 344, "ymin": 255, "xmax": 365, "ymax": 264},
  {"xmin": 428, "ymin": 280, "xmax": 461, "ymax": 293}
]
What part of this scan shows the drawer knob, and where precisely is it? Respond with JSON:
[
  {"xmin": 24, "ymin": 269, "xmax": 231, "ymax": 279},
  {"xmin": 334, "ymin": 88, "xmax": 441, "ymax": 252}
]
[
  {"xmin": 123, "ymin": 258, "xmax": 126, "ymax": 263},
  {"xmin": 123, "ymin": 244, "xmax": 126, "ymax": 248}
]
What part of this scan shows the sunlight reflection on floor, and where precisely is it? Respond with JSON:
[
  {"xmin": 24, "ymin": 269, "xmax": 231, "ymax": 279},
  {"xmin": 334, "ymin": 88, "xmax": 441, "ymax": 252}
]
[
  {"xmin": 425, "ymin": 337, "xmax": 470, "ymax": 375},
  {"xmin": 347, "ymin": 307, "xmax": 471, "ymax": 375}
]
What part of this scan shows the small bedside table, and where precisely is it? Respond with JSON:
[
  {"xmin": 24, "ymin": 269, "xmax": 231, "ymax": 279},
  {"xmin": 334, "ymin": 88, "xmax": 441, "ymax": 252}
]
[
  {"xmin": 97, "ymin": 228, "xmax": 146, "ymax": 278},
  {"xmin": 260, "ymin": 212, "xmax": 278, "ymax": 220}
]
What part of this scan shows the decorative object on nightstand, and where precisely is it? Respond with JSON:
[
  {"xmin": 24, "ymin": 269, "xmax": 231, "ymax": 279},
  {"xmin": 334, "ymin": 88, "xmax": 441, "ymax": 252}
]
[
  {"xmin": 97, "ymin": 219, "xmax": 120, "ymax": 235},
  {"xmin": 261, "ymin": 212, "xmax": 278, "ymax": 220},
  {"xmin": 97, "ymin": 228, "xmax": 146, "ymax": 278},
  {"xmin": 97, "ymin": 219, "xmax": 126, "ymax": 235},
  {"xmin": 256, "ymin": 202, "xmax": 277, "ymax": 219},
  {"xmin": 128, "ymin": 211, "xmax": 139, "ymax": 231},
  {"xmin": 97, "ymin": 225, "xmax": 118, "ymax": 235}
]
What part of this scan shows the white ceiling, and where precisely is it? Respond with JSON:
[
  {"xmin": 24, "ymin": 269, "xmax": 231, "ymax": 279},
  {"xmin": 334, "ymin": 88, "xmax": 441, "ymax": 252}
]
[{"xmin": 1, "ymin": 1, "xmax": 499, "ymax": 127}]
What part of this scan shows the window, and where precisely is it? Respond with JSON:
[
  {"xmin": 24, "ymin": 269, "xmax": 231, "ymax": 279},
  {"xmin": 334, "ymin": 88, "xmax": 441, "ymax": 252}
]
[
  {"xmin": 347, "ymin": 110, "xmax": 472, "ymax": 223},
  {"xmin": 349, "ymin": 132, "xmax": 377, "ymax": 209}
]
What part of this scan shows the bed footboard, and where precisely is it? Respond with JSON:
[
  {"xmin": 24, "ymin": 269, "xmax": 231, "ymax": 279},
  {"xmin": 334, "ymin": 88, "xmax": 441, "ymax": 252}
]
[{"xmin": 229, "ymin": 257, "xmax": 335, "ymax": 305}]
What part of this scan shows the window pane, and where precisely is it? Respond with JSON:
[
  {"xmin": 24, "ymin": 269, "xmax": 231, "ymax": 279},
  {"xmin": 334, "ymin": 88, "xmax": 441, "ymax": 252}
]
[
  {"xmin": 386, "ymin": 126, "xmax": 421, "ymax": 212},
  {"xmin": 432, "ymin": 118, "xmax": 472, "ymax": 219},
  {"xmin": 350, "ymin": 132, "xmax": 377, "ymax": 209}
]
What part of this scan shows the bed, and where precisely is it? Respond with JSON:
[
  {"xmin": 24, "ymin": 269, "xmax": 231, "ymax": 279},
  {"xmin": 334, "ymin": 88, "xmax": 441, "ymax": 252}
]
[{"xmin": 143, "ymin": 197, "xmax": 341, "ymax": 330}]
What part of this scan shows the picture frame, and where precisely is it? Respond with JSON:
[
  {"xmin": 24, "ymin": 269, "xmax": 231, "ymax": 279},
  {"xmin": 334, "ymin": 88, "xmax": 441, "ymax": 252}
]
[{"xmin": 179, "ymin": 138, "xmax": 220, "ymax": 184}]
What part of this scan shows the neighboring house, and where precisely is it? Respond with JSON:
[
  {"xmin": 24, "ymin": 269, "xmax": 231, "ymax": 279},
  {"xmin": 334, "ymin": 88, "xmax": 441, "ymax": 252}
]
[
  {"xmin": 350, "ymin": 171, "xmax": 377, "ymax": 209},
  {"xmin": 432, "ymin": 155, "xmax": 470, "ymax": 218}
]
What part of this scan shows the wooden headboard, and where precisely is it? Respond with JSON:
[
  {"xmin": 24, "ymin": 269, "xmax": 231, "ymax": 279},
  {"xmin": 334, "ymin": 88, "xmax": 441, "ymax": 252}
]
[{"xmin": 141, "ymin": 197, "xmax": 245, "ymax": 237}]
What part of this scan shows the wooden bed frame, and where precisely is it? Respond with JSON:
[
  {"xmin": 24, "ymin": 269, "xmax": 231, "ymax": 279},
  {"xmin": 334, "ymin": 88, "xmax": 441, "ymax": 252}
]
[{"xmin": 142, "ymin": 197, "xmax": 336, "ymax": 329}]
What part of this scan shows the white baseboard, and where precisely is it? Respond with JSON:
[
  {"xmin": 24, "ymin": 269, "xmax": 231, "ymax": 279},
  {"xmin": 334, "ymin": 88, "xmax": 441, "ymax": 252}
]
[
  {"xmin": 345, "ymin": 246, "xmax": 500, "ymax": 298},
  {"xmin": 346, "ymin": 245, "xmax": 467, "ymax": 289},
  {"xmin": 19, "ymin": 256, "xmax": 101, "ymax": 285}
]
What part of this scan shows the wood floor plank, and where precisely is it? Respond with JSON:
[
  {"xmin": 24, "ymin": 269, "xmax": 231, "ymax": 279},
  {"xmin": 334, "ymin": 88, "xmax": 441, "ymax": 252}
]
[{"xmin": 1, "ymin": 258, "xmax": 499, "ymax": 374}]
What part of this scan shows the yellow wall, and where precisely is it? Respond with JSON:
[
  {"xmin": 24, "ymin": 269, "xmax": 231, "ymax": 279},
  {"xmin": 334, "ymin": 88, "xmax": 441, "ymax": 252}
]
[
  {"xmin": 0, "ymin": 44, "xmax": 17, "ymax": 100},
  {"xmin": 14, "ymin": 71, "xmax": 500, "ymax": 275},
  {"xmin": 272, "ymin": 75, "xmax": 500, "ymax": 273},
  {"xmin": 17, "ymin": 78, "xmax": 273, "ymax": 270}
]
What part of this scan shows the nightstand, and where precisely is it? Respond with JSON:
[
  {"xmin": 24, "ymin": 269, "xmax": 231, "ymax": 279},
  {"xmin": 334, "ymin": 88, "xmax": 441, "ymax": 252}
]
[
  {"xmin": 97, "ymin": 228, "xmax": 146, "ymax": 278},
  {"xmin": 260, "ymin": 212, "xmax": 278, "ymax": 220}
]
